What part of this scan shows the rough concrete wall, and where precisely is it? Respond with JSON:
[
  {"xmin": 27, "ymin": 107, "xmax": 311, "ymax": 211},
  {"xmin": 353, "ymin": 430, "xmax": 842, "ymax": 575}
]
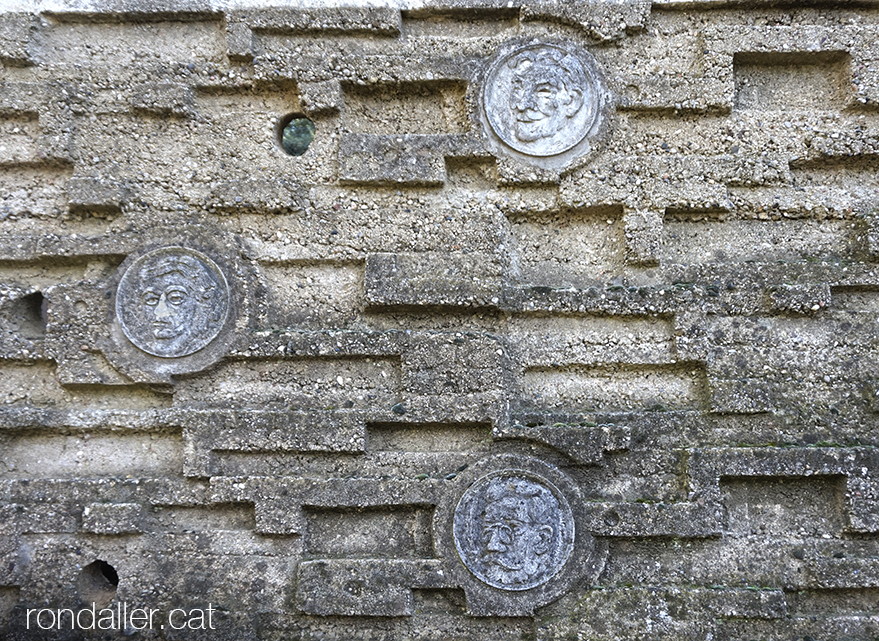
[{"xmin": 1, "ymin": 1, "xmax": 879, "ymax": 640}]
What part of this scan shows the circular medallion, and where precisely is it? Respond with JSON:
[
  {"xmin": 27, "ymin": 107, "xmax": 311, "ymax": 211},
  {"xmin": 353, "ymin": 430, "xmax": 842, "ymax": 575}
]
[
  {"xmin": 483, "ymin": 43, "xmax": 601, "ymax": 157},
  {"xmin": 115, "ymin": 247, "xmax": 230, "ymax": 358},
  {"xmin": 453, "ymin": 470, "xmax": 575, "ymax": 591}
]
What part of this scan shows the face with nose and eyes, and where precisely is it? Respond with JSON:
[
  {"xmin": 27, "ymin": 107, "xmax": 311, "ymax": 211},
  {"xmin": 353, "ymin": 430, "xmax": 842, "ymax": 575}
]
[
  {"xmin": 481, "ymin": 493, "xmax": 554, "ymax": 587},
  {"xmin": 510, "ymin": 59, "xmax": 584, "ymax": 145},
  {"xmin": 117, "ymin": 248, "xmax": 229, "ymax": 359},
  {"xmin": 141, "ymin": 271, "xmax": 196, "ymax": 341}
]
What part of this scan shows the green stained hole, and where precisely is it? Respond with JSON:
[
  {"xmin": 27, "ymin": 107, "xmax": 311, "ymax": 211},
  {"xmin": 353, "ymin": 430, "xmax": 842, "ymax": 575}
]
[{"xmin": 280, "ymin": 116, "xmax": 315, "ymax": 156}]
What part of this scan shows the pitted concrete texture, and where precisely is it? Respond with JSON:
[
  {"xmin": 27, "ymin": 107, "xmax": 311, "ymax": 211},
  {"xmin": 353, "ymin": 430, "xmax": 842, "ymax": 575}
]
[{"xmin": 2, "ymin": 1, "xmax": 879, "ymax": 640}]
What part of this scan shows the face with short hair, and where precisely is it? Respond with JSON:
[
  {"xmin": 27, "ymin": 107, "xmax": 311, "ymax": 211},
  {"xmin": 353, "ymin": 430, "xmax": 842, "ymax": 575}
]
[{"xmin": 481, "ymin": 495, "xmax": 553, "ymax": 586}]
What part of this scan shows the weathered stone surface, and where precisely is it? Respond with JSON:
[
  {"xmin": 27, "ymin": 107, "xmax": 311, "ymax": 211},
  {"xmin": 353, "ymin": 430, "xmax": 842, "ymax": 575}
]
[
  {"xmin": 2, "ymin": 2, "xmax": 879, "ymax": 639},
  {"xmin": 623, "ymin": 209, "xmax": 663, "ymax": 265},
  {"xmin": 65, "ymin": 176, "xmax": 130, "ymax": 214},
  {"xmin": 339, "ymin": 134, "xmax": 483, "ymax": 185},
  {"xmin": 0, "ymin": 13, "xmax": 38, "ymax": 67},
  {"xmin": 130, "ymin": 83, "xmax": 196, "ymax": 118},
  {"xmin": 299, "ymin": 79, "xmax": 344, "ymax": 115},
  {"xmin": 494, "ymin": 422, "xmax": 630, "ymax": 465},
  {"xmin": 365, "ymin": 251, "xmax": 506, "ymax": 308},
  {"xmin": 180, "ymin": 409, "xmax": 367, "ymax": 477},
  {"xmin": 224, "ymin": 20, "xmax": 254, "ymax": 62},
  {"xmin": 296, "ymin": 559, "xmax": 450, "ymax": 616},
  {"xmin": 207, "ymin": 179, "xmax": 307, "ymax": 214},
  {"xmin": 235, "ymin": 7, "xmax": 402, "ymax": 36},
  {"xmin": 81, "ymin": 502, "xmax": 143, "ymax": 535},
  {"xmin": 520, "ymin": 0, "xmax": 651, "ymax": 42}
]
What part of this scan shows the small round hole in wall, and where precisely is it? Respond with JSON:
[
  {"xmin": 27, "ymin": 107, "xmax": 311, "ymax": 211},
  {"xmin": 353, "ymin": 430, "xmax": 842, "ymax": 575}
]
[
  {"xmin": 278, "ymin": 114, "xmax": 316, "ymax": 156},
  {"xmin": 77, "ymin": 560, "xmax": 119, "ymax": 607}
]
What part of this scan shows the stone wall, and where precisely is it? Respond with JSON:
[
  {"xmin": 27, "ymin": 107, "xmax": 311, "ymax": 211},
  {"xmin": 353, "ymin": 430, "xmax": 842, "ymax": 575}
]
[{"xmin": 2, "ymin": 1, "xmax": 879, "ymax": 639}]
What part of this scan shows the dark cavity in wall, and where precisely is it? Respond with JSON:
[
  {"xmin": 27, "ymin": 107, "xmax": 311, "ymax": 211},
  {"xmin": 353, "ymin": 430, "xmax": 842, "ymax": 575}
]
[
  {"xmin": 77, "ymin": 560, "xmax": 119, "ymax": 608},
  {"xmin": 9, "ymin": 291, "xmax": 47, "ymax": 339}
]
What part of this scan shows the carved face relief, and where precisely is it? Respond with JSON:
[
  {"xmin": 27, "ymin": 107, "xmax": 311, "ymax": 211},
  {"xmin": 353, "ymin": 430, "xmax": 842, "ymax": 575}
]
[
  {"xmin": 142, "ymin": 272, "xmax": 196, "ymax": 341},
  {"xmin": 116, "ymin": 247, "xmax": 229, "ymax": 358},
  {"xmin": 511, "ymin": 61, "xmax": 583, "ymax": 144},
  {"xmin": 454, "ymin": 471, "xmax": 575, "ymax": 591},
  {"xmin": 484, "ymin": 43, "xmax": 601, "ymax": 158}
]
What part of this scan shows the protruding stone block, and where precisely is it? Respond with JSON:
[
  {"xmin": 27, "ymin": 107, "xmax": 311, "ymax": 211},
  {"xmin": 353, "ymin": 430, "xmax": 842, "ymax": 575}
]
[
  {"xmin": 225, "ymin": 21, "xmax": 254, "ymax": 62},
  {"xmin": 674, "ymin": 310, "xmax": 710, "ymax": 362},
  {"xmin": 582, "ymin": 502, "xmax": 721, "ymax": 537},
  {"xmin": 365, "ymin": 252, "xmax": 505, "ymax": 309},
  {"xmin": 520, "ymin": 0, "xmax": 650, "ymax": 41},
  {"xmin": 339, "ymin": 134, "xmax": 447, "ymax": 186},
  {"xmin": 847, "ymin": 475, "xmax": 879, "ymax": 533},
  {"xmin": 851, "ymin": 51, "xmax": 879, "ymax": 109},
  {"xmin": 180, "ymin": 410, "xmax": 366, "ymax": 477},
  {"xmin": 494, "ymin": 422, "xmax": 630, "ymax": 465},
  {"xmin": 0, "ymin": 14, "xmax": 38, "ymax": 67},
  {"xmin": 0, "ymin": 504, "xmax": 78, "ymax": 535},
  {"xmin": 131, "ymin": 83, "xmax": 196, "ymax": 118},
  {"xmin": 241, "ymin": 7, "xmax": 402, "ymax": 36},
  {"xmin": 300, "ymin": 79, "xmax": 344, "ymax": 115},
  {"xmin": 709, "ymin": 378, "xmax": 775, "ymax": 414},
  {"xmin": 66, "ymin": 177, "xmax": 130, "ymax": 214},
  {"xmin": 296, "ymin": 559, "xmax": 448, "ymax": 616},
  {"xmin": 254, "ymin": 499, "xmax": 305, "ymax": 535},
  {"xmin": 768, "ymin": 283, "xmax": 830, "ymax": 315},
  {"xmin": 402, "ymin": 333, "xmax": 513, "ymax": 396},
  {"xmin": 208, "ymin": 179, "xmax": 306, "ymax": 213},
  {"xmin": 866, "ymin": 214, "xmax": 879, "ymax": 260},
  {"xmin": 82, "ymin": 503, "xmax": 143, "ymax": 535}
]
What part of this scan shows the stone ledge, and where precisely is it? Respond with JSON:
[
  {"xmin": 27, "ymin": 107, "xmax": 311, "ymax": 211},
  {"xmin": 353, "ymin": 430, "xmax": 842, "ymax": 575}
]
[
  {"xmin": 181, "ymin": 410, "xmax": 367, "ymax": 477},
  {"xmin": 66, "ymin": 177, "xmax": 131, "ymax": 214},
  {"xmin": 130, "ymin": 83, "xmax": 196, "ymax": 118},
  {"xmin": 494, "ymin": 422, "xmax": 630, "ymax": 465},
  {"xmin": 81, "ymin": 502, "xmax": 143, "ymax": 535},
  {"xmin": 0, "ymin": 13, "xmax": 38, "ymax": 67},
  {"xmin": 365, "ymin": 252, "xmax": 506, "ymax": 308}
]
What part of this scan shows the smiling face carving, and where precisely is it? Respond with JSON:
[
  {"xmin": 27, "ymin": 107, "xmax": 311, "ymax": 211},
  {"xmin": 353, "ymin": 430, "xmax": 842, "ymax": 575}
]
[
  {"xmin": 483, "ymin": 43, "xmax": 601, "ymax": 159},
  {"xmin": 116, "ymin": 248, "xmax": 229, "ymax": 359},
  {"xmin": 510, "ymin": 51, "xmax": 586, "ymax": 145}
]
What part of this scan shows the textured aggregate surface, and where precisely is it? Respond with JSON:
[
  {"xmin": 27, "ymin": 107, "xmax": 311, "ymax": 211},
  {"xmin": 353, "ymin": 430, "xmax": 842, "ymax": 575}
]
[{"xmin": 1, "ymin": 1, "xmax": 879, "ymax": 639}]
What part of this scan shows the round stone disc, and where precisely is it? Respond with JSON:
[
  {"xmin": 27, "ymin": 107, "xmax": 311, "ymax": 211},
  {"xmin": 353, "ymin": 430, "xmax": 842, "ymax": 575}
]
[
  {"xmin": 453, "ymin": 470, "xmax": 575, "ymax": 591},
  {"xmin": 483, "ymin": 43, "xmax": 601, "ymax": 157},
  {"xmin": 115, "ymin": 247, "xmax": 230, "ymax": 358}
]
